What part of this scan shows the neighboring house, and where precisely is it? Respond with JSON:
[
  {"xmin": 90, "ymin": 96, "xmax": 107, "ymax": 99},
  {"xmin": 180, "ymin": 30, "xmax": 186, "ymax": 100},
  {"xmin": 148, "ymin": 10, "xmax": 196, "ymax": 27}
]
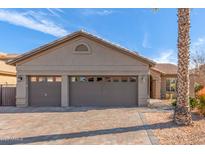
[
  {"xmin": 150, "ymin": 63, "xmax": 177, "ymax": 99},
  {"xmin": 150, "ymin": 63, "xmax": 197, "ymax": 99},
  {"xmin": 0, "ymin": 54, "xmax": 18, "ymax": 84},
  {"xmin": 189, "ymin": 64, "xmax": 205, "ymax": 97},
  {"xmin": 8, "ymin": 30, "xmax": 155, "ymax": 107}
]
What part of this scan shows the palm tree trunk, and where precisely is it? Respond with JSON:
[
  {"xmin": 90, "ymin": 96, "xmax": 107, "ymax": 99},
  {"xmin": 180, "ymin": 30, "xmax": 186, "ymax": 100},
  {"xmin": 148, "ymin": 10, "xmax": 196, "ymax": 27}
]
[{"xmin": 174, "ymin": 8, "xmax": 192, "ymax": 125}]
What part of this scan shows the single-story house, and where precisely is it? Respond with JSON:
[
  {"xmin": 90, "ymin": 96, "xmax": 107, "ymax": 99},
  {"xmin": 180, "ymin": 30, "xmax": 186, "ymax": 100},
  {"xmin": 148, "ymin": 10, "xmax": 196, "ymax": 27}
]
[
  {"xmin": 150, "ymin": 63, "xmax": 197, "ymax": 99},
  {"xmin": 8, "ymin": 30, "xmax": 156, "ymax": 107},
  {"xmin": 0, "ymin": 54, "xmax": 18, "ymax": 84},
  {"xmin": 150, "ymin": 63, "xmax": 177, "ymax": 99}
]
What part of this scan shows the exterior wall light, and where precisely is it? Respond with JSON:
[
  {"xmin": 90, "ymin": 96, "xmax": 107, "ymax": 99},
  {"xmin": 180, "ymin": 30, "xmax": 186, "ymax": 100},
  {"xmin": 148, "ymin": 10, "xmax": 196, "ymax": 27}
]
[
  {"xmin": 141, "ymin": 75, "xmax": 146, "ymax": 83},
  {"xmin": 17, "ymin": 75, "xmax": 23, "ymax": 82}
]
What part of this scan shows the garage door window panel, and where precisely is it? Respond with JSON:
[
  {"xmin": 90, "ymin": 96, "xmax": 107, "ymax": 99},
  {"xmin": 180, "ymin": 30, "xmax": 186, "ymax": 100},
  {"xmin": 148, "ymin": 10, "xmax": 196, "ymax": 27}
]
[
  {"xmin": 79, "ymin": 76, "xmax": 87, "ymax": 82},
  {"xmin": 112, "ymin": 77, "xmax": 120, "ymax": 82},
  {"xmin": 130, "ymin": 77, "xmax": 137, "ymax": 82},
  {"xmin": 30, "ymin": 77, "xmax": 37, "ymax": 82},
  {"xmin": 121, "ymin": 77, "xmax": 128, "ymax": 82},
  {"xmin": 47, "ymin": 77, "xmax": 54, "ymax": 82},
  {"xmin": 96, "ymin": 77, "xmax": 103, "ymax": 82},
  {"xmin": 87, "ymin": 77, "xmax": 94, "ymax": 82},
  {"xmin": 55, "ymin": 77, "xmax": 62, "ymax": 82},
  {"xmin": 105, "ymin": 77, "xmax": 111, "ymax": 82},
  {"xmin": 71, "ymin": 77, "xmax": 77, "ymax": 82},
  {"xmin": 39, "ymin": 77, "xmax": 46, "ymax": 82}
]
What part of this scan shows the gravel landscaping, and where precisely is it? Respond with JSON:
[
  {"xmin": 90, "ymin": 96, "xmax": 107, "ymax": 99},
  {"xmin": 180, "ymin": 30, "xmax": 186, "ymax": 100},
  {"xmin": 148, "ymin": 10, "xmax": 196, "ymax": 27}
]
[{"xmin": 144, "ymin": 99, "xmax": 205, "ymax": 145}]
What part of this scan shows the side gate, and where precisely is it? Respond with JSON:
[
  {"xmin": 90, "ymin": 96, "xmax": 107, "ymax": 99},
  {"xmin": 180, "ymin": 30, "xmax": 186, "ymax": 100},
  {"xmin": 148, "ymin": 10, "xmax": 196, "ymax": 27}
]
[{"xmin": 0, "ymin": 84, "xmax": 16, "ymax": 106}]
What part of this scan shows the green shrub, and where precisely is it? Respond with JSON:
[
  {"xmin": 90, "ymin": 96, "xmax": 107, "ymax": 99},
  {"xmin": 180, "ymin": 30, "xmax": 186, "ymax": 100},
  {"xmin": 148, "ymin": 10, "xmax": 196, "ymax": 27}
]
[
  {"xmin": 171, "ymin": 97, "xmax": 198, "ymax": 109},
  {"xmin": 172, "ymin": 100, "xmax": 177, "ymax": 107},
  {"xmin": 197, "ymin": 95, "xmax": 205, "ymax": 116},
  {"xmin": 172, "ymin": 95, "xmax": 205, "ymax": 116},
  {"xmin": 195, "ymin": 83, "xmax": 204, "ymax": 93},
  {"xmin": 189, "ymin": 97, "xmax": 199, "ymax": 109}
]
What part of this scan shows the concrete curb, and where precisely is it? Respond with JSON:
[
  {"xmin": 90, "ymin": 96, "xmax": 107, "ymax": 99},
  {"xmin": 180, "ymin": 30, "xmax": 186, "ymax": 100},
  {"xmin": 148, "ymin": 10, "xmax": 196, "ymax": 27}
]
[{"xmin": 138, "ymin": 112, "xmax": 159, "ymax": 145}]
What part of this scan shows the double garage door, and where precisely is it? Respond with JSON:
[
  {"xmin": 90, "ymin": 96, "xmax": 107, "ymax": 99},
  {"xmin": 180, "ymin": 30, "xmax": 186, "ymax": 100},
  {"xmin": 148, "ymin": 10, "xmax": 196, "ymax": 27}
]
[{"xmin": 29, "ymin": 76, "xmax": 138, "ymax": 107}]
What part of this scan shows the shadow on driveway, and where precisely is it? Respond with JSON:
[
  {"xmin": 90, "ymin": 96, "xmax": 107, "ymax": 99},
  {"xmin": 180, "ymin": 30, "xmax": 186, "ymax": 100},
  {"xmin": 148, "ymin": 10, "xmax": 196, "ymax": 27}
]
[
  {"xmin": 0, "ymin": 120, "xmax": 179, "ymax": 145},
  {"xmin": 0, "ymin": 106, "xmax": 137, "ymax": 114}
]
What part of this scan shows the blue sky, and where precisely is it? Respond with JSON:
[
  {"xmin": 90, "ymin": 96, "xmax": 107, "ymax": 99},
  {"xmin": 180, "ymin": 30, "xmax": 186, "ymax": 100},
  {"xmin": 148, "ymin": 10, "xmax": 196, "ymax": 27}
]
[{"xmin": 0, "ymin": 8, "xmax": 205, "ymax": 64}]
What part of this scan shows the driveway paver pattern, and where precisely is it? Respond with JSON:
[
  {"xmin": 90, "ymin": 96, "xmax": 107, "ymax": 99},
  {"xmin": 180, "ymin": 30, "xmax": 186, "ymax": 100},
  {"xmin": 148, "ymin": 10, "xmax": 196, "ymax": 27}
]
[{"xmin": 0, "ymin": 107, "xmax": 153, "ymax": 145}]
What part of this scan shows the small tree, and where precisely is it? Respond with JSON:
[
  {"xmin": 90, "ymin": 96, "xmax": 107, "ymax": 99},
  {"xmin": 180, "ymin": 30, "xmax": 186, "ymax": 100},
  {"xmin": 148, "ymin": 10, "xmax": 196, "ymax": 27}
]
[
  {"xmin": 191, "ymin": 50, "xmax": 205, "ymax": 75},
  {"xmin": 191, "ymin": 50, "xmax": 205, "ymax": 91}
]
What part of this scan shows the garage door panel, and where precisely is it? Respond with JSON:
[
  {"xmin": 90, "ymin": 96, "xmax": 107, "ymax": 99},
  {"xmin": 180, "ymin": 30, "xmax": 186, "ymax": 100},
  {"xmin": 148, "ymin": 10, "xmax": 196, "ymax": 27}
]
[
  {"xmin": 29, "ymin": 76, "xmax": 61, "ymax": 107},
  {"xmin": 70, "ymin": 76, "xmax": 138, "ymax": 107},
  {"xmin": 70, "ymin": 82, "xmax": 101, "ymax": 106},
  {"xmin": 102, "ymin": 83, "xmax": 137, "ymax": 106}
]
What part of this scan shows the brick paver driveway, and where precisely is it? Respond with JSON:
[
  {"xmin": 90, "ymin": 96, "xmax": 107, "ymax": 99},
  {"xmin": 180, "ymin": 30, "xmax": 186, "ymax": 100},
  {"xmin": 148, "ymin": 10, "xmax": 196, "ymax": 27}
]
[{"xmin": 0, "ymin": 107, "xmax": 155, "ymax": 145}]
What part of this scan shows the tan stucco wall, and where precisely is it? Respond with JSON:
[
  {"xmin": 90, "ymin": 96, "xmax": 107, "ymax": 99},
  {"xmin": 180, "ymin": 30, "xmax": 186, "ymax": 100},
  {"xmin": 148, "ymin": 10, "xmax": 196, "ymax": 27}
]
[
  {"xmin": 0, "ymin": 60, "xmax": 16, "ymax": 84},
  {"xmin": 138, "ymin": 75, "xmax": 149, "ymax": 106},
  {"xmin": 17, "ymin": 37, "xmax": 149, "ymax": 75},
  {"xmin": 15, "ymin": 36, "xmax": 150, "ymax": 107},
  {"xmin": 150, "ymin": 69, "xmax": 161, "ymax": 99},
  {"xmin": 0, "ymin": 74, "xmax": 16, "ymax": 84},
  {"xmin": 0, "ymin": 60, "xmax": 16, "ymax": 73},
  {"xmin": 16, "ymin": 75, "xmax": 28, "ymax": 107}
]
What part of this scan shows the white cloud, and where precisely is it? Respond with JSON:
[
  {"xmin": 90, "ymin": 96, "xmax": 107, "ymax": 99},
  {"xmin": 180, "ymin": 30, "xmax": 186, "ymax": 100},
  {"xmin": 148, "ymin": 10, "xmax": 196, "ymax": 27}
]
[
  {"xmin": 154, "ymin": 49, "xmax": 177, "ymax": 64},
  {"xmin": 142, "ymin": 33, "xmax": 151, "ymax": 48},
  {"xmin": 0, "ymin": 9, "xmax": 68, "ymax": 37},
  {"xmin": 153, "ymin": 37, "xmax": 205, "ymax": 65},
  {"xmin": 46, "ymin": 8, "xmax": 64, "ymax": 17},
  {"xmin": 82, "ymin": 9, "xmax": 113, "ymax": 16},
  {"xmin": 54, "ymin": 8, "xmax": 64, "ymax": 13}
]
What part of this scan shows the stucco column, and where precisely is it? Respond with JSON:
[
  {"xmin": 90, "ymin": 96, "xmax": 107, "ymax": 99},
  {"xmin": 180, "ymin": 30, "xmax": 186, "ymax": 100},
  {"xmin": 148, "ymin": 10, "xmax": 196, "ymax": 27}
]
[
  {"xmin": 138, "ymin": 75, "xmax": 149, "ymax": 107},
  {"xmin": 16, "ymin": 75, "xmax": 28, "ymax": 107},
  {"xmin": 61, "ymin": 75, "xmax": 69, "ymax": 107}
]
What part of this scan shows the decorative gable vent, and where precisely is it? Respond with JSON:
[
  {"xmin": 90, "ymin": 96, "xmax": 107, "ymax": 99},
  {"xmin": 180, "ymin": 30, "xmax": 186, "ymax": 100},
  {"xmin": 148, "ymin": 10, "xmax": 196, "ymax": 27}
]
[{"xmin": 74, "ymin": 43, "xmax": 91, "ymax": 54}]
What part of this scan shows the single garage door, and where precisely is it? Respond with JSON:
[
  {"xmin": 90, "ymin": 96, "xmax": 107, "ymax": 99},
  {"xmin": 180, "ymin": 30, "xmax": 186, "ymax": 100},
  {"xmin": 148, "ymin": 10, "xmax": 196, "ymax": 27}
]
[
  {"xmin": 70, "ymin": 76, "xmax": 138, "ymax": 107},
  {"xmin": 29, "ymin": 76, "xmax": 61, "ymax": 107}
]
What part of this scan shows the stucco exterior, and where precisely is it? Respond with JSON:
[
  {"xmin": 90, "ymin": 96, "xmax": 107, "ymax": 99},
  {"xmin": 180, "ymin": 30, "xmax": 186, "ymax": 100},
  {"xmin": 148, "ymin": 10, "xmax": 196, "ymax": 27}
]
[
  {"xmin": 151, "ymin": 63, "xmax": 195, "ymax": 99},
  {"xmin": 150, "ymin": 69, "xmax": 161, "ymax": 99},
  {"xmin": 0, "ymin": 74, "xmax": 16, "ymax": 84},
  {"xmin": 16, "ymin": 36, "xmax": 150, "ymax": 75},
  {"xmin": 151, "ymin": 68, "xmax": 177, "ymax": 99},
  {"xmin": 9, "ymin": 31, "xmax": 154, "ymax": 107},
  {"xmin": 0, "ymin": 58, "xmax": 17, "ymax": 84}
]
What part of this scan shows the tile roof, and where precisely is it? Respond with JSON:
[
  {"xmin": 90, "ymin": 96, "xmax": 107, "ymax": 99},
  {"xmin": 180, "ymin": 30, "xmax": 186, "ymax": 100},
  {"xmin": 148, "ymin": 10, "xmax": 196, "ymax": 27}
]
[
  {"xmin": 151, "ymin": 63, "xmax": 178, "ymax": 75},
  {"xmin": 0, "ymin": 53, "xmax": 18, "ymax": 60},
  {"xmin": 0, "ymin": 53, "xmax": 18, "ymax": 75},
  {"xmin": 0, "ymin": 60, "xmax": 16, "ymax": 75}
]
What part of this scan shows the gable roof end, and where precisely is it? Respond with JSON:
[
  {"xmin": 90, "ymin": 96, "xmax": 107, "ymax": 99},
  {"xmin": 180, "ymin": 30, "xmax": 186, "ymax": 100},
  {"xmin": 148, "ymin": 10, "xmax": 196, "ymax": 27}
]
[{"xmin": 7, "ymin": 30, "xmax": 156, "ymax": 66}]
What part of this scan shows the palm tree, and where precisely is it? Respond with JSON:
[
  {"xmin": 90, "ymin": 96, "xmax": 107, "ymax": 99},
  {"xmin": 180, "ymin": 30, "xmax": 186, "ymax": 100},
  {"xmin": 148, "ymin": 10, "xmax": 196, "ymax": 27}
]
[
  {"xmin": 152, "ymin": 8, "xmax": 192, "ymax": 125},
  {"xmin": 174, "ymin": 8, "xmax": 192, "ymax": 125}
]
